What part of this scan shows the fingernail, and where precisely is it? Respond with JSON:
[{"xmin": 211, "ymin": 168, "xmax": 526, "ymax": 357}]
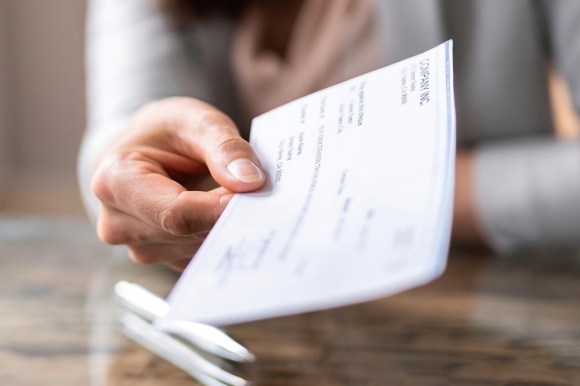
[{"xmin": 227, "ymin": 158, "xmax": 263, "ymax": 183}]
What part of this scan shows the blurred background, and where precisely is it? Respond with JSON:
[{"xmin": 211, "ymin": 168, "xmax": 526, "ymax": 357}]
[
  {"xmin": 0, "ymin": 0, "xmax": 86, "ymax": 215},
  {"xmin": 0, "ymin": 0, "xmax": 578, "ymax": 219}
]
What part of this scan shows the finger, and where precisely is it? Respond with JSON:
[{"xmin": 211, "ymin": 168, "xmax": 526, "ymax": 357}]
[
  {"xmin": 170, "ymin": 99, "xmax": 266, "ymax": 192},
  {"xmin": 126, "ymin": 242, "xmax": 202, "ymax": 265},
  {"xmin": 93, "ymin": 154, "xmax": 234, "ymax": 236},
  {"xmin": 96, "ymin": 205, "xmax": 211, "ymax": 245},
  {"xmin": 114, "ymin": 98, "xmax": 265, "ymax": 192}
]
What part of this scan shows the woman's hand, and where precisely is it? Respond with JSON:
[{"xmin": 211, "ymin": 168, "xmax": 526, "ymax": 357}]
[{"xmin": 91, "ymin": 97, "xmax": 265, "ymax": 270}]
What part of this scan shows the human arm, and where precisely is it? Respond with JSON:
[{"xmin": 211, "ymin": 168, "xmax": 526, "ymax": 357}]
[
  {"xmin": 91, "ymin": 97, "xmax": 264, "ymax": 270},
  {"xmin": 462, "ymin": 0, "xmax": 580, "ymax": 253},
  {"xmin": 78, "ymin": 0, "xmax": 263, "ymax": 269},
  {"xmin": 78, "ymin": 0, "xmax": 213, "ymax": 220},
  {"xmin": 453, "ymin": 140, "xmax": 580, "ymax": 253}
]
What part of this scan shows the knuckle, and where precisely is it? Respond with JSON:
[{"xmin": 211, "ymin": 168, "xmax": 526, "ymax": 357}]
[
  {"xmin": 91, "ymin": 165, "xmax": 115, "ymax": 204},
  {"xmin": 120, "ymin": 149, "xmax": 146, "ymax": 162},
  {"xmin": 198, "ymin": 109, "xmax": 230, "ymax": 132},
  {"xmin": 157, "ymin": 201, "xmax": 193, "ymax": 237},
  {"xmin": 90, "ymin": 153, "xmax": 130, "ymax": 205},
  {"xmin": 190, "ymin": 230, "xmax": 210, "ymax": 244},
  {"xmin": 198, "ymin": 112, "xmax": 239, "ymax": 140},
  {"xmin": 215, "ymin": 136, "xmax": 248, "ymax": 155},
  {"xmin": 157, "ymin": 194, "xmax": 216, "ymax": 237},
  {"xmin": 96, "ymin": 218, "xmax": 128, "ymax": 245}
]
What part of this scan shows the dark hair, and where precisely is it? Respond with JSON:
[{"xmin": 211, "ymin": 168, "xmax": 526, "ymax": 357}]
[
  {"xmin": 159, "ymin": 0, "xmax": 300, "ymax": 55},
  {"xmin": 158, "ymin": 0, "xmax": 253, "ymax": 20}
]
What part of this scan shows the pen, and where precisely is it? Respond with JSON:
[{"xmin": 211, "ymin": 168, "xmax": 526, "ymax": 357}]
[
  {"xmin": 115, "ymin": 281, "xmax": 255, "ymax": 363},
  {"xmin": 119, "ymin": 311, "xmax": 251, "ymax": 386}
]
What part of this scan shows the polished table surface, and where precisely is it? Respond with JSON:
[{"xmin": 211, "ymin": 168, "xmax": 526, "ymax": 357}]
[{"xmin": 1, "ymin": 216, "xmax": 580, "ymax": 386}]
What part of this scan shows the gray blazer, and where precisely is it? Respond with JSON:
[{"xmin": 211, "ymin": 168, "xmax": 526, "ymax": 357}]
[{"xmin": 82, "ymin": 0, "xmax": 580, "ymax": 253}]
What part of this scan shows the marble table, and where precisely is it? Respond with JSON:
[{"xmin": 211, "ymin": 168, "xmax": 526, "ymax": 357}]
[{"xmin": 1, "ymin": 216, "xmax": 580, "ymax": 385}]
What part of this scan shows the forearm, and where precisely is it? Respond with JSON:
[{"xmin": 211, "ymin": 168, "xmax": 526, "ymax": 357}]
[
  {"xmin": 81, "ymin": 0, "xmax": 205, "ymax": 219},
  {"xmin": 453, "ymin": 138, "xmax": 580, "ymax": 253}
]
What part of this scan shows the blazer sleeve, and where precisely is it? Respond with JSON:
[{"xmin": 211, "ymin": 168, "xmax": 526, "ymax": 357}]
[{"xmin": 473, "ymin": 0, "xmax": 580, "ymax": 253}]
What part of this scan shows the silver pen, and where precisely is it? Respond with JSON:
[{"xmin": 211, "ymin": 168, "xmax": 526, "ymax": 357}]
[
  {"xmin": 115, "ymin": 281, "xmax": 255, "ymax": 385},
  {"xmin": 119, "ymin": 311, "xmax": 250, "ymax": 386},
  {"xmin": 115, "ymin": 281, "xmax": 255, "ymax": 363}
]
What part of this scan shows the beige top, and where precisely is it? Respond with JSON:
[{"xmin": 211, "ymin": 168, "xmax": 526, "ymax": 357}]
[{"xmin": 232, "ymin": 0, "xmax": 380, "ymax": 121}]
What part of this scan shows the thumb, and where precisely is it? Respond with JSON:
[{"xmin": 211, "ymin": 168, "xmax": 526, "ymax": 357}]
[
  {"xmin": 176, "ymin": 100, "xmax": 266, "ymax": 192},
  {"xmin": 207, "ymin": 134, "xmax": 266, "ymax": 192}
]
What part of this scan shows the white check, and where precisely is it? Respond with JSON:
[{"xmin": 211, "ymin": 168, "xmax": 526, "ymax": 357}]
[{"xmin": 161, "ymin": 41, "xmax": 456, "ymax": 326}]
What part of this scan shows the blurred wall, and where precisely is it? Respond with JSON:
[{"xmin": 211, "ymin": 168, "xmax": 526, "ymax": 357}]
[
  {"xmin": 0, "ymin": 0, "xmax": 12, "ymax": 188},
  {"xmin": 0, "ymin": 0, "xmax": 87, "ymax": 212}
]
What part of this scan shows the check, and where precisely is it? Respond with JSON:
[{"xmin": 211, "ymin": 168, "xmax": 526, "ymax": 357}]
[{"xmin": 161, "ymin": 41, "xmax": 456, "ymax": 326}]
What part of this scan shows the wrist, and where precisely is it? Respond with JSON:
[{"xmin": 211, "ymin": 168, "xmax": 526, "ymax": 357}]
[{"xmin": 452, "ymin": 150, "xmax": 486, "ymax": 247}]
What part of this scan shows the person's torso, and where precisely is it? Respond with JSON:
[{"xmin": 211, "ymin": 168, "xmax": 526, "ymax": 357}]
[{"xmin": 184, "ymin": 0, "xmax": 553, "ymax": 144}]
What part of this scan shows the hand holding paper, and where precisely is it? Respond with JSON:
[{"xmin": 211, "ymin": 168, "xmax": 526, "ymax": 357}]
[{"xmin": 160, "ymin": 41, "xmax": 456, "ymax": 327}]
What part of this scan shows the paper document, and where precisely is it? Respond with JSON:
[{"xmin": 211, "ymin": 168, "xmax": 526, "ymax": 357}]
[{"xmin": 161, "ymin": 41, "xmax": 456, "ymax": 326}]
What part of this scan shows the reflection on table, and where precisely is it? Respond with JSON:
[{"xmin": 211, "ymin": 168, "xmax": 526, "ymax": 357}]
[{"xmin": 1, "ymin": 217, "xmax": 580, "ymax": 385}]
